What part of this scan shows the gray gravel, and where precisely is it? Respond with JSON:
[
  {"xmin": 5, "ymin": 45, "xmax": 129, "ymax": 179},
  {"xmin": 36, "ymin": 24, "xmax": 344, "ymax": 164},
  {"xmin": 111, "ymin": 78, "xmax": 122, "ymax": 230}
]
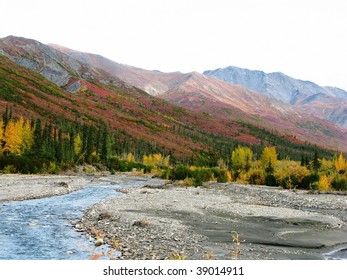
[
  {"xmin": 0, "ymin": 174, "xmax": 92, "ymax": 202},
  {"xmin": 0, "ymin": 173, "xmax": 145, "ymax": 202},
  {"xmin": 80, "ymin": 182, "xmax": 347, "ymax": 260}
]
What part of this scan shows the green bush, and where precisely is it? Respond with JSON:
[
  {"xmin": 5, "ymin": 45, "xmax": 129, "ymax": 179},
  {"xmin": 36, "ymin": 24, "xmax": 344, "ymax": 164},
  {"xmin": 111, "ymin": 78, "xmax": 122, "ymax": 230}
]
[
  {"xmin": 210, "ymin": 167, "xmax": 221, "ymax": 178},
  {"xmin": 280, "ymin": 175, "xmax": 300, "ymax": 189},
  {"xmin": 248, "ymin": 168, "xmax": 265, "ymax": 185},
  {"xmin": 2, "ymin": 165, "xmax": 17, "ymax": 174},
  {"xmin": 0, "ymin": 154, "xmax": 45, "ymax": 173},
  {"xmin": 217, "ymin": 169, "xmax": 229, "ymax": 183},
  {"xmin": 166, "ymin": 166, "xmax": 215, "ymax": 186},
  {"xmin": 193, "ymin": 168, "xmax": 214, "ymax": 182},
  {"xmin": 331, "ymin": 175, "xmax": 347, "ymax": 191},
  {"xmin": 265, "ymin": 174, "xmax": 278, "ymax": 186},
  {"xmin": 169, "ymin": 165, "xmax": 193, "ymax": 180},
  {"xmin": 301, "ymin": 173, "xmax": 319, "ymax": 189},
  {"xmin": 108, "ymin": 157, "xmax": 146, "ymax": 172}
]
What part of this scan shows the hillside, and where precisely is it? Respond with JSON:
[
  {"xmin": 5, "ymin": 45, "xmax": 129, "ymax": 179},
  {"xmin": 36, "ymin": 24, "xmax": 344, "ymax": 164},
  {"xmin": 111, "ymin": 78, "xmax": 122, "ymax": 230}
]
[
  {"xmin": 47, "ymin": 42, "xmax": 347, "ymax": 152},
  {"xmin": 0, "ymin": 36, "xmax": 343, "ymax": 163},
  {"xmin": 204, "ymin": 66, "xmax": 347, "ymax": 129},
  {"xmin": 0, "ymin": 53, "xmax": 233, "ymax": 161},
  {"xmin": 49, "ymin": 43, "xmax": 184, "ymax": 96},
  {"xmin": 157, "ymin": 72, "xmax": 347, "ymax": 152}
]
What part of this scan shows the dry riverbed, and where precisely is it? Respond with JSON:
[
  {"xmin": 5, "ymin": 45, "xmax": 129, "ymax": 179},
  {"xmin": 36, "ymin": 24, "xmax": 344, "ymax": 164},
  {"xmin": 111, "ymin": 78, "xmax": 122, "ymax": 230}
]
[
  {"xmin": 1, "ymin": 174, "xmax": 346, "ymax": 260},
  {"xmin": 80, "ymin": 182, "xmax": 347, "ymax": 260},
  {"xmin": 0, "ymin": 173, "xmax": 150, "ymax": 202}
]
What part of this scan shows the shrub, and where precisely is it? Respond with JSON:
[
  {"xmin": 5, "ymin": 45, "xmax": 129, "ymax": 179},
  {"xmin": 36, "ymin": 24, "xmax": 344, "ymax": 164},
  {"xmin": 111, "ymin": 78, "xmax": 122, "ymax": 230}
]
[
  {"xmin": 108, "ymin": 156, "xmax": 147, "ymax": 172},
  {"xmin": 236, "ymin": 171, "xmax": 250, "ymax": 184},
  {"xmin": 2, "ymin": 165, "xmax": 17, "ymax": 174},
  {"xmin": 217, "ymin": 169, "xmax": 232, "ymax": 183},
  {"xmin": 331, "ymin": 175, "xmax": 347, "ymax": 191},
  {"xmin": 177, "ymin": 178, "xmax": 195, "ymax": 187},
  {"xmin": 317, "ymin": 175, "xmax": 331, "ymax": 192},
  {"xmin": 0, "ymin": 154, "xmax": 44, "ymax": 173},
  {"xmin": 301, "ymin": 173, "xmax": 319, "ymax": 189},
  {"xmin": 192, "ymin": 168, "xmax": 214, "ymax": 182},
  {"xmin": 274, "ymin": 161, "xmax": 309, "ymax": 189},
  {"xmin": 210, "ymin": 167, "xmax": 221, "ymax": 179},
  {"xmin": 167, "ymin": 166, "xmax": 216, "ymax": 186},
  {"xmin": 265, "ymin": 174, "xmax": 278, "ymax": 186},
  {"xmin": 248, "ymin": 168, "xmax": 265, "ymax": 185},
  {"xmin": 279, "ymin": 175, "xmax": 294, "ymax": 189},
  {"xmin": 169, "ymin": 165, "xmax": 193, "ymax": 180}
]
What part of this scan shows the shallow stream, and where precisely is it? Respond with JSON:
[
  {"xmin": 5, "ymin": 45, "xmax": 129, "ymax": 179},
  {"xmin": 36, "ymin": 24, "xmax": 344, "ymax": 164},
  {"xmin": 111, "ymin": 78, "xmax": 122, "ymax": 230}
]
[{"xmin": 0, "ymin": 179, "xmax": 152, "ymax": 260}]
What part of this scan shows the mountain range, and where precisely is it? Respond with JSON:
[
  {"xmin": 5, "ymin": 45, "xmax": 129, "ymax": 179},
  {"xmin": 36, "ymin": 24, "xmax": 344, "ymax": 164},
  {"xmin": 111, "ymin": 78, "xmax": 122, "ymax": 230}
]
[
  {"xmin": 1, "ymin": 35, "xmax": 347, "ymax": 157},
  {"xmin": 204, "ymin": 66, "xmax": 347, "ymax": 129}
]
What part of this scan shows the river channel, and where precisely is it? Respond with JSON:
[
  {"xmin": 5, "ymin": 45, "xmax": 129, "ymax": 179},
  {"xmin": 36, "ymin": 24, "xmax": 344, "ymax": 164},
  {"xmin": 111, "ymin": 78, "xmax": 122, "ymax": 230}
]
[
  {"xmin": 0, "ymin": 178, "xmax": 158, "ymax": 260},
  {"xmin": 0, "ymin": 177, "xmax": 345, "ymax": 260}
]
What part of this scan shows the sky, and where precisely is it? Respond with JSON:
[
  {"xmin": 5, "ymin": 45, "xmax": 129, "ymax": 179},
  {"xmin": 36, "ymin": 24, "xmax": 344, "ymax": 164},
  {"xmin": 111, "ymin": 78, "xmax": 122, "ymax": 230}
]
[{"xmin": 1, "ymin": 0, "xmax": 347, "ymax": 90}]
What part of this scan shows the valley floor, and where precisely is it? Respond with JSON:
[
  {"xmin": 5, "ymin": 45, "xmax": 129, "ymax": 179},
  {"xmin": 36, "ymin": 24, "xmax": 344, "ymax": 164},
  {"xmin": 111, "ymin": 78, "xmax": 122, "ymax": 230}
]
[
  {"xmin": 1, "ymin": 174, "xmax": 346, "ymax": 260},
  {"xmin": 80, "ymin": 181, "xmax": 347, "ymax": 260},
  {"xmin": 0, "ymin": 173, "xmax": 144, "ymax": 202}
]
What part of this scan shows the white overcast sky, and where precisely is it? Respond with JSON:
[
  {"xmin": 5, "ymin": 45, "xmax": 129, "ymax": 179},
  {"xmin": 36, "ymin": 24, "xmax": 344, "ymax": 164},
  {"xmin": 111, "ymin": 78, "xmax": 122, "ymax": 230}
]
[{"xmin": 1, "ymin": 0, "xmax": 347, "ymax": 90}]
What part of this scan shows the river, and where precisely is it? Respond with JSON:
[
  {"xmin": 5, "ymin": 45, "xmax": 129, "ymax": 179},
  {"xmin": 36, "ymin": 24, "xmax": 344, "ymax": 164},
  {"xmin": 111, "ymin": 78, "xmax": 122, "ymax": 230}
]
[
  {"xmin": 0, "ymin": 177, "xmax": 345, "ymax": 260},
  {"xmin": 0, "ymin": 178, "xmax": 157, "ymax": 260}
]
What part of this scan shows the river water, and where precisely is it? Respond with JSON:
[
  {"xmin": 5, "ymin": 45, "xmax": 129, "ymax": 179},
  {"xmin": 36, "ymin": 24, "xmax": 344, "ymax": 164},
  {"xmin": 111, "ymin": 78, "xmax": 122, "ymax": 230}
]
[{"xmin": 0, "ymin": 179, "xmax": 153, "ymax": 260}]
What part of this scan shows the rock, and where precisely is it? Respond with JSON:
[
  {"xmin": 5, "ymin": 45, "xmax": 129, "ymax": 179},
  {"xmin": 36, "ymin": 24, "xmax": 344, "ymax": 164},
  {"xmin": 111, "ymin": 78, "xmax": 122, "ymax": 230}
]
[{"xmin": 55, "ymin": 182, "xmax": 69, "ymax": 188}]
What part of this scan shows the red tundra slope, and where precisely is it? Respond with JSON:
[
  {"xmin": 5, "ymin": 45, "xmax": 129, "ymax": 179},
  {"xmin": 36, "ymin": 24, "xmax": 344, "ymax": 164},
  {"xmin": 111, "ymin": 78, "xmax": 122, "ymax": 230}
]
[{"xmin": 48, "ymin": 44, "xmax": 347, "ymax": 152}]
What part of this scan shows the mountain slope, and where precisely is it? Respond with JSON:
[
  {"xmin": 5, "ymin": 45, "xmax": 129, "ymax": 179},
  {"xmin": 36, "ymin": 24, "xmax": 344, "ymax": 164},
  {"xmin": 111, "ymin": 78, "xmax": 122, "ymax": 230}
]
[
  {"xmin": 46, "ymin": 41, "xmax": 347, "ymax": 152},
  {"xmin": 49, "ymin": 43, "xmax": 184, "ymax": 96},
  {"xmin": 157, "ymin": 71, "xmax": 347, "ymax": 152},
  {"xmin": 204, "ymin": 66, "xmax": 347, "ymax": 128},
  {"xmin": 2, "ymin": 37, "xmax": 318, "ymax": 163},
  {"xmin": 1, "ymin": 35, "xmax": 346, "ymax": 157}
]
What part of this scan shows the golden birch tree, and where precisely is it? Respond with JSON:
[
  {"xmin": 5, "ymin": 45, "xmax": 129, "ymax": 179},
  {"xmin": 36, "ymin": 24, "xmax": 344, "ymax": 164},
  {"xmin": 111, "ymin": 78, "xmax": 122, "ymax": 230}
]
[{"xmin": 3, "ymin": 119, "xmax": 23, "ymax": 155}]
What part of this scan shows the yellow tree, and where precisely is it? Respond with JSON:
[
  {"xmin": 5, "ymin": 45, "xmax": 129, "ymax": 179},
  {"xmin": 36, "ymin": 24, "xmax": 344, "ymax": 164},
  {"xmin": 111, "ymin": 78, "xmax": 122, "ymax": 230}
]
[
  {"xmin": 0, "ymin": 120, "xmax": 3, "ymax": 155},
  {"xmin": 3, "ymin": 119, "xmax": 23, "ymax": 155},
  {"xmin": 21, "ymin": 119, "xmax": 34, "ymax": 153},
  {"xmin": 260, "ymin": 146, "xmax": 278, "ymax": 169},
  {"xmin": 162, "ymin": 155, "xmax": 170, "ymax": 167},
  {"xmin": 153, "ymin": 154, "xmax": 163, "ymax": 165},
  {"xmin": 143, "ymin": 155, "xmax": 149, "ymax": 165},
  {"xmin": 74, "ymin": 134, "xmax": 82, "ymax": 156},
  {"xmin": 126, "ymin": 152, "xmax": 135, "ymax": 162},
  {"xmin": 334, "ymin": 152, "xmax": 346, "ymax": 173},
  {"xmin": 143, "ymin": 153, "xmax": 168, "ymax": 166},
  {"xmin": 143, "ymin": 154, "xmax": 158, "ymax": 166},
  {"xmin": 231, "ymin": 146, "xmax": 253, "ymax": 171},
  {"xmin": 317, "ymin": 175, "xmax": 331, "ymax": 192}
]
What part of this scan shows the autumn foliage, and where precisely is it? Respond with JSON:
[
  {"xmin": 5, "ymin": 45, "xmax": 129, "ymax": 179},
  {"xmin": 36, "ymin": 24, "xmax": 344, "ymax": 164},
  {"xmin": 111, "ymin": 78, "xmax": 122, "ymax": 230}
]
[
  {"xmin": 228, "ymin": 145, "xmax": 347, "ymax": 191},
  {"xmin": 0, "ymin": 117, "xmax": 34, "ymax": 156},
  {"xmin": 0, "ymin": 109, "xmax": 346, "ymax": 192}
]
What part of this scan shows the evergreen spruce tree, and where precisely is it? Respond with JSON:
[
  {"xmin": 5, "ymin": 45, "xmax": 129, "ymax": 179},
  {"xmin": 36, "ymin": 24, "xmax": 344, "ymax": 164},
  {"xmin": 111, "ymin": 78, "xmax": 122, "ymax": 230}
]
[
  {"xmin": 312, "ymin": 151, "xmax": 321, "ymax": 172},
  {"xmin": 33, "ymin": 119, "xmax": 42, "ymax": 156},
  {"xmin": 101, "ymin": 127, "xmax": 108, "ymax": 163},
  {"xmin": 86, "ymin": 126, "xmax": 95, "ymax": 163},
  {"xmin": 2, "ymin": 105, "xmax": 12, "ymax": 128},
  {"xmin": 56, "ymin": 129, "xmax": 63, "ymax": 163}
]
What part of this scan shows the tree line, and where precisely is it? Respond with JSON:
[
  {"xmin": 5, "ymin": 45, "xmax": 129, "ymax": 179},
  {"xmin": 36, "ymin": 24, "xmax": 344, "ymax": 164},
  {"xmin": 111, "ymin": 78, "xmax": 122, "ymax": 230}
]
[{"xmin": 1, "ymin": 107, "xmax": 346, "ymax": 191}]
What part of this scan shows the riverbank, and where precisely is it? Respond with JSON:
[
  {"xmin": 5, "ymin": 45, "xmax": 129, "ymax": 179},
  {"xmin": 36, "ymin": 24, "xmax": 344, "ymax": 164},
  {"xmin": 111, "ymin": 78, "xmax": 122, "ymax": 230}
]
[
  {"xmin": 1, "ymin": 174, "xmax": 346, "ymax": 260},
  {"xmin": 0, "ymin": 173, "xmax": 149, "ymax": 202},
  {"xmin": 80, "ymin": 182, "xmax": 347, "ymax": 260}
]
